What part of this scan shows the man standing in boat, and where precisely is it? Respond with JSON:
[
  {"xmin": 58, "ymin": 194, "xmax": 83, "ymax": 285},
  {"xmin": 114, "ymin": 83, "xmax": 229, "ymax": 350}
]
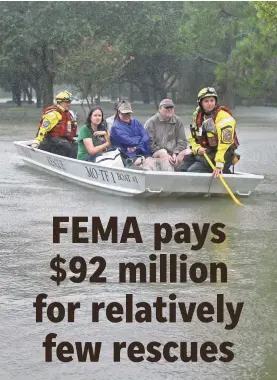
[
  {"xmin": 178, "ymin": 87, "xmax": 239, "ymax": 177},
  {"xmin": 30, "ymin": 90, "xmax": 77, "ymax": 158}
]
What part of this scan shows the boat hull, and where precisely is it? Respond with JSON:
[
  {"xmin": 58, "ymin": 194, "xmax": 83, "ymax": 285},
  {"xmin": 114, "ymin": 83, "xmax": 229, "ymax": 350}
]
[{"xmin": 13, "ymin": 141, "xmax": 264, "ymax": 197}]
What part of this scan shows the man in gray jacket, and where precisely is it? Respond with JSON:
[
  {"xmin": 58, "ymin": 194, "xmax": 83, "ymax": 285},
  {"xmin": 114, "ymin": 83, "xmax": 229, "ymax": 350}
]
[{"xmin": 144, "ymin": 99, "xmax": 191, "ymax": 169}]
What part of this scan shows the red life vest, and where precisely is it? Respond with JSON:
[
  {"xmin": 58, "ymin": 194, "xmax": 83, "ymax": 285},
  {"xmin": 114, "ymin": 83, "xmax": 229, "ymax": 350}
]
[
  {"xmin": 195, "ymin": 105, "xmax": 239, "ymax": 149},
  {"xmin": 37, "ymin": 105, "xmax": 77, "ymax": 141}
]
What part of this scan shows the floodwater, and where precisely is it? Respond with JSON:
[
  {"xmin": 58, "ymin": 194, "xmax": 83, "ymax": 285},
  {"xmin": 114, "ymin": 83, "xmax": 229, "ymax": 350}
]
[{"xmin": 0, "ymin": 105, "xmax": 277, "ymax": 380}]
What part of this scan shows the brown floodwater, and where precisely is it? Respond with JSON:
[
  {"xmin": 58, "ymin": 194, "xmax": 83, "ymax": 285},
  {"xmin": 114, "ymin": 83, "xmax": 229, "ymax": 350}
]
[{"xmin": 0, "ymin": 105, "xmax": 277, "ymax": 380}]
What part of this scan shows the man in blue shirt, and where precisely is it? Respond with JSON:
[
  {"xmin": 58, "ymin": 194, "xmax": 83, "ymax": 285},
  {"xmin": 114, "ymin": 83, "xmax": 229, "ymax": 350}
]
[{"xmin": 110, "ymin": 101, "xmax": 152, "ymax": 158}]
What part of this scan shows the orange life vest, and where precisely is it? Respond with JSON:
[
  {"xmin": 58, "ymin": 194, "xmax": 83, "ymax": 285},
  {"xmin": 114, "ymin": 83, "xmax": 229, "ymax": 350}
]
[
  {"xmin": 37, "ymin": 106, "xmax": 77, "ymax": 141},
  {"xmin": 195, "ymin": 105, "xmax": 239, "ymax": 149}
]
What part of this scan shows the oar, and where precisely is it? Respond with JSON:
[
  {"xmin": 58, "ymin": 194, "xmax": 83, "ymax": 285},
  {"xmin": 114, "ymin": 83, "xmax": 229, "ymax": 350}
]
[
  {"xmin": 205, "ymin": 173, "xmax": 214, "ymax": 198},
  {"xmin": 203, "ymin": 152, "xmax": 243, "ymax": 206}
]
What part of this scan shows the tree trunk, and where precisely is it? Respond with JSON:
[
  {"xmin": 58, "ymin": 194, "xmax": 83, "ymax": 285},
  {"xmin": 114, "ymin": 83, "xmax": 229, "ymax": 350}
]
[
  {"xmin": 129, "ymin": 84, "xmax": 134, "ymax": 102},
  {"xmin": 137, "ymin": 84, "xmax": 150, "ymax": 104},
  {"xmin": 220, "ymin": 21, "xmax": 236, "ymax": 109},
  {"xmin": 153, "ymin": 89, "xmax": 159, "ymax": 109},
  {"xmin": 149, "ymin": 71, "xmax": 163, "ymax": 107},
  {"xmin": 42, "ymin": 72, "xmax": 54, "ymax": 108},
  {"xmin": 34, "ymin": 85, "xmax": 42, "ymax": 108},
  {"xmin": 23, "ymin": 87, "xmax": 33, "ymax": 104},
  {"xmin": 11, "ymin": 84, "xmax": 21, "ymax": 106},
  {"xmin": 118, "ymin": 82, "xmax": 123, "ymax": 101},
  {"xmin": 110, "ymin": 84, "xmax": 118, "ymax": 102},
  {"xmin": 41, "ymin": 44, "xmax": 55, "ymax": 108},
  {"xmin": 221, "ymin": 79, "xmax": 235, "ymax": 109},
  {"xmin": 27, "ymin": 87, "xmax": 33, "ymax": 104},
  {"xmin": 171, "ymin": 90, "xmax": 177, "ymax": 104},
  {"xmin": 159, "ymin": 88, "xmax": 167, "ymax": 101},
  {"xmin": 31, "ymin": 74, "xmax": 42, "ymax": 107},
  {"xmin": 188, "ymin": 59, "xmax": 205, "ymax": 103}
]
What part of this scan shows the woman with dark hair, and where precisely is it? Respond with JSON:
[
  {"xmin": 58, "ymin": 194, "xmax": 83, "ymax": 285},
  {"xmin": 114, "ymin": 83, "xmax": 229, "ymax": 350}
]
[{"xmin": 77, "ymin": 106, "xmax": 110, "ymax": 161}]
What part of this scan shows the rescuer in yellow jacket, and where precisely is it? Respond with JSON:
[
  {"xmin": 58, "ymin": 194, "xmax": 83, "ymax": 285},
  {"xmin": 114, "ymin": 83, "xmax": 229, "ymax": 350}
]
[
  {"xmin": 30, "ymin": 91, "xmax": 78, "ymax": 158},
  {"xmin": 178, "ymin": 87, "xmax": 239, "ymax": 177}
]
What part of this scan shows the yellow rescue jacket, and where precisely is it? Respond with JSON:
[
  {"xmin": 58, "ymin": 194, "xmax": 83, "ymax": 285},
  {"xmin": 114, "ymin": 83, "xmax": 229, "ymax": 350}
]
[
  {"xmin": 189, "ymin": 105, "xmax": 239, "ymax": 168},
  {"xmin": 35, "ymin": 105, "xmax": 76, "ymax": 143}
]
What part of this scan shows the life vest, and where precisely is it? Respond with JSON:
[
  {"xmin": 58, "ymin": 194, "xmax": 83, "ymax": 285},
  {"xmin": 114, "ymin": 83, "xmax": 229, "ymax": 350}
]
[
  {"xmin": 195, "ymin": 105, "xmax": 239, "ymax": 149},
  {"xmin": 37, "ymin": 106, "xmax": 77, "ymax": 141}
]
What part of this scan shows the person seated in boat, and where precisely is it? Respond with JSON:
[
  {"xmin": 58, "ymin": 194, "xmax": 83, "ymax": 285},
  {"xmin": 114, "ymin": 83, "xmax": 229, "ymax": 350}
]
[
  {"xmin": 77, "ymin": 106, "xmax": 110, "ymax": 162},
  {"xmin": 144, "ymin": 99, "xmax": 191, "ymax": 171},
  {"xmin": 30, "ymin": 91, "xmax": 77, "ymax": 158},
  {"xmin": 110, "ymin": 101, "xmax": 154, "ymax": 169},
  {"xmin": 69, "ymin": 109, "xmax": 78, "ymax": 132},
  {"xmin": 106, "ymin": 102, "xmax": 118, "ymax": 131},
  {"xmin": 177, "ymin": 87, "xmax": 240, "ymax": 177}
]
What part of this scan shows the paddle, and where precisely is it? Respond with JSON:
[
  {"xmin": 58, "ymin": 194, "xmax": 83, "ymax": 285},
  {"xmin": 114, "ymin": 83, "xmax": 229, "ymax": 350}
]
[
  {"xmin": 203, "ymin": 152, "xmax": 243, "ymax": 206},
  {"xmin": 205, "ymin": 173, "xmax": 214, "ymax": 198}
]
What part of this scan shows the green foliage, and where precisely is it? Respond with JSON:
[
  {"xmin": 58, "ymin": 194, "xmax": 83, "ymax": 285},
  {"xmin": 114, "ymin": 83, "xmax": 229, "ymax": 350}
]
[
  {"xmin": 226, "ymin": 2, "xmax": 277, "ymax": 102},
  {"xmin": 1, "ymin": 1, "xmax": 277, "ymax": 106},
  {"xmin": 0, "ymin": 2, "xmax": 97, "ymax": 105},
  {"xmin": 95, "ymin": 2, "xmax": 189, "ymax": 103},
  {"xmin": 60, "ymin": 38, "xmax": 133, "ymax": 106},
  {"xmin": 254, "ymin": 1, "xmax": 277, "ymax": 32}
]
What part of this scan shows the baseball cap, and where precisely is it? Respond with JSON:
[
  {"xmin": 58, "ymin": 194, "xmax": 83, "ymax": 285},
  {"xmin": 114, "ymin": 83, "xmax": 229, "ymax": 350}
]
[
  {"xmin": 117, "ymin": 101, "xmax": 133, "ymax": 114},
  {"xmin": 159, "ymin": 99, "xmax": 174, "ymax": 108}
]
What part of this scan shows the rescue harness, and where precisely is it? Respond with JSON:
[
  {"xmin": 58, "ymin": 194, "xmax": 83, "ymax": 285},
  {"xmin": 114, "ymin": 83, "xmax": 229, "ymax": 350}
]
[
  {"xmin": 37, "ymin": 106, "xmax": 77, "ymax": 141},
  {"xmin": 191, "ymin": 105, "xmax": 239, "ymax": 149}
]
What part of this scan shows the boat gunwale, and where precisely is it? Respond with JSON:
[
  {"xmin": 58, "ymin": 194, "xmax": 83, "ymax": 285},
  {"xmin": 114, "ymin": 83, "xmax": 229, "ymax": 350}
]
[{"xmin": 13, "ymin": 140, "xmax": 265, "ymax": 181}]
